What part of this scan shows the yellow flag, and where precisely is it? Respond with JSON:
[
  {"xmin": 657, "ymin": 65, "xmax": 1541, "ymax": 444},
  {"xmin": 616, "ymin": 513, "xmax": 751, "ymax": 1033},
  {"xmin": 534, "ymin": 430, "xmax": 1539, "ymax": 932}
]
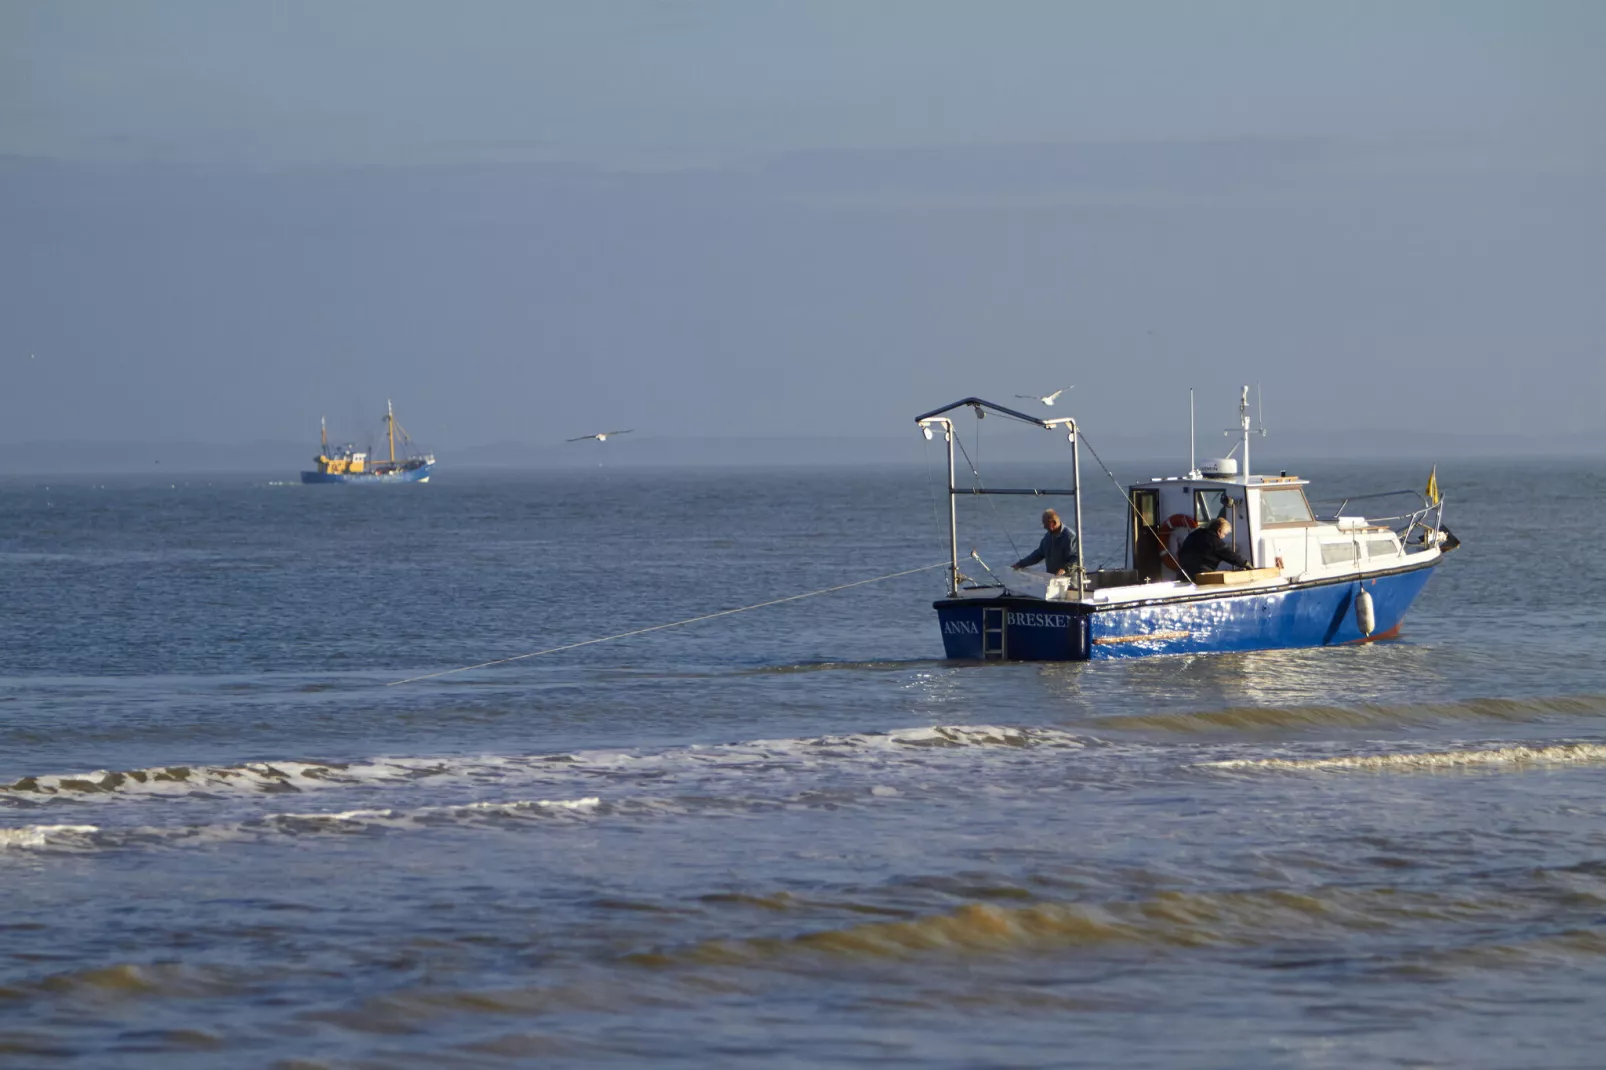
[{"xmin": 1425, "ymin": 465, "xmax": 1440, "ymax": 506}]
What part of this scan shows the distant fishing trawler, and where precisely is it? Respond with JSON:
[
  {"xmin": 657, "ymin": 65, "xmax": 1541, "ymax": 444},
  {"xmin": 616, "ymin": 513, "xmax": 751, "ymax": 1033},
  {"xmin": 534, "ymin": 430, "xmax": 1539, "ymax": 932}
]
[{"xmin": 301, "ymin": 400, "xmax": 435, "ymax": 484}]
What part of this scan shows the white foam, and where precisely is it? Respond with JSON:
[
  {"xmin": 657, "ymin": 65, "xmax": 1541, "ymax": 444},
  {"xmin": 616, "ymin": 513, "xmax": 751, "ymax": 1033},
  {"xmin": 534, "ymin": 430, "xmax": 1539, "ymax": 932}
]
[
  {"xmin": 274, "ymin": 808, "xmax": 400, "ymax": 823},
  {"xmin": 2, "ymin": 756, "xmax": 462, "ymax": 799},
  {"xmin": 462, "ymin": 797, "xmax": 600, "ymax": 813},
  {"xmin": 1202, "ymin": 742, "xmax": 1606, "ymax": 773},
  {"xmin": 1, "ymin": 724, "xmax": 1089, "ymax": 816},
  {"xmin": 0, "ymin": 824, "xmax": 101, "ymax": 851},
  {"xmin": 1, "ymin": 795, "xmax": 606, "ymax": 854}
]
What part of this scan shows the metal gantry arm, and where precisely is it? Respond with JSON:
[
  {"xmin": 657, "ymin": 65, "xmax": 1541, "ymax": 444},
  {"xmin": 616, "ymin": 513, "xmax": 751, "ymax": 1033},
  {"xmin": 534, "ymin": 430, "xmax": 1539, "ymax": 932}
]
[
  {"xmin": 914, "ymin": 397, "xmax": 1063, "ymax": 427},
  {"xmin": 916, "ymin": 398, "xmax": 1085, "ymax": 601},
  {"xmin": 917, "ymin": 416, "xmax": 960, "ymax": 595}
]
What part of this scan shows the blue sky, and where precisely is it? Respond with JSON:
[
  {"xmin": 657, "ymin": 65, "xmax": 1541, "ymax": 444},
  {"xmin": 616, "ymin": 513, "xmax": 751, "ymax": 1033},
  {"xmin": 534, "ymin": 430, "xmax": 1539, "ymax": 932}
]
[{"xmin": 4, "ymin": 2, "xmax": 1603, "ymax": 454}]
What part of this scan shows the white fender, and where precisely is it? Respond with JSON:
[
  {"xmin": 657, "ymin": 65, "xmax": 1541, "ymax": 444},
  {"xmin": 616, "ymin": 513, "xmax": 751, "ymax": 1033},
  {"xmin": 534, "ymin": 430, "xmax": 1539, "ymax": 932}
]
[{"xmin": 1355, "ymin": 588, "xmax": 1376, "ymax": 637}]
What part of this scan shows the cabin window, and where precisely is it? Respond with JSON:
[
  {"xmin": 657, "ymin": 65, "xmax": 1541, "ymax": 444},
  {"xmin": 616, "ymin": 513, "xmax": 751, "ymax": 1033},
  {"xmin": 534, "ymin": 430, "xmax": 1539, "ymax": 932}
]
[
  {"xmin": 1133, "ymin": 490, "xmax": 1158, "ymax": 529},
  {"xmin": 1193, "ymin": 490, "xmax": 1223, "ymax": 525},
  {"xmin": 1131, "ymin": 489, "xmax": 1163, "ymax": 582},
  {"xmin": 1366, "ymin": 538, "xmax": 1398, "ymax": 558},
  {"xmin": 1320, "ymin": 541, "xmax": 1360, "ymax": 565},
  {"xmin": 1259, "ymin": 487, "xmax": 1314, "ymax": 526}
]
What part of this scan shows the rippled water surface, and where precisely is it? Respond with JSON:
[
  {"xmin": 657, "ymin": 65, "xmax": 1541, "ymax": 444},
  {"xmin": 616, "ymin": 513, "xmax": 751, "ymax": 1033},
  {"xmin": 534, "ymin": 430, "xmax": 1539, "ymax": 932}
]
[{"xmin": 3, "ymin": 460, "xmax": 1605, "ymax": 1068}]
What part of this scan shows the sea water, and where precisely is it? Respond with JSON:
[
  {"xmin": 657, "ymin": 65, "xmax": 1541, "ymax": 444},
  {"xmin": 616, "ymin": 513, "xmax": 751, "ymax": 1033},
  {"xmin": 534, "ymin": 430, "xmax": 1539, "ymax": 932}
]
[{"xmin": 2, "ymin": 459, "xmax": 1605, "ymax": 1068}]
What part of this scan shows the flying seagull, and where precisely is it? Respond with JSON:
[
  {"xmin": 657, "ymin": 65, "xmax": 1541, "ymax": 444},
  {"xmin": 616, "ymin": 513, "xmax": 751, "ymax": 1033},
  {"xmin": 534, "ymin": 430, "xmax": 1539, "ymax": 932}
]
[
  {"xmin": 566, "ymin": 429, "xmax": 634, "ymax": 442},
  {"xmin": 1015, "ymin": 386, "xmax": 1073, "ymax": 406}
]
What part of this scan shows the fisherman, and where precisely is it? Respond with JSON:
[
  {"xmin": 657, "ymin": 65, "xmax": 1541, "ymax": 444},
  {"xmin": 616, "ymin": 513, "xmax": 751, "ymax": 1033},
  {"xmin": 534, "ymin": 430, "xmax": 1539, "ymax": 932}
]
[
  {"xmin": 1012, "ymin": 509, "xmax": 1078, "ymax": 576},
  {"xmin": 1177, "ymin": 516, "xmax": 1251, "ymax": 579}
]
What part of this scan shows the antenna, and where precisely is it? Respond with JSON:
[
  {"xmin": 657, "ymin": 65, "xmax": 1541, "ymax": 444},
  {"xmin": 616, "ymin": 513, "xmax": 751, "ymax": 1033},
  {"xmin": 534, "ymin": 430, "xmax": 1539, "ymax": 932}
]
[
  {"xmin": 1239, "ymin": 385, "xmax": 1252, "ymax": 482},
  {"xmin": 1189, "ymin": 388, "xmax": 1196, "ymax": 476},
  {"xmin": 1221, "ymin": 385, "xmax": 1269, "ymax": 482}
]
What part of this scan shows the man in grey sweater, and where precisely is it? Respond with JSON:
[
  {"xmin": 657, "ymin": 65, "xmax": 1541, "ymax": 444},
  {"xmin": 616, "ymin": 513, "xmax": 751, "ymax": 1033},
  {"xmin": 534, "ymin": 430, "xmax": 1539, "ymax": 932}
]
[{"xmin": 1012, "ymin": 509, "xmax": 1078, "ymax": 576}]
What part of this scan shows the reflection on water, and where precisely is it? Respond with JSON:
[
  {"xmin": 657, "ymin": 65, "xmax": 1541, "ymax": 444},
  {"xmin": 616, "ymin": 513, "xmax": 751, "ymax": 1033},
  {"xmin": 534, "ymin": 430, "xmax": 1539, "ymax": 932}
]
[{"xmin": 1038, "ymin": 640, "xmax": 1454, "ymax": 724}]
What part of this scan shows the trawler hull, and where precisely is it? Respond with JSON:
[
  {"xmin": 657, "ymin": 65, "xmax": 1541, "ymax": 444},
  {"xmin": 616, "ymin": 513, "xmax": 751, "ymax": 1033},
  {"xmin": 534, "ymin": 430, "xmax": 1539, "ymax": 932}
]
[
  {"xmin": 300, "ymin": 461, "xmax": 434, "ymax": 484},
  {"xmin": 934, "ymin": 558, "xmax": 1440, "ymax": 661}
]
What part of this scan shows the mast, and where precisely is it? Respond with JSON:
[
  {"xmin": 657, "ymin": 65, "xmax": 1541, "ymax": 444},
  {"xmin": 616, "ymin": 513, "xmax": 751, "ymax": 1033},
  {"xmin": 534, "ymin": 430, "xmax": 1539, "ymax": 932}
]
[
  {"xmin": 1239, "ymin": 385, "xmax": 1251, "ymax": 485},
  {"xmin": 1189, "ymin": 388, "xmax": 1196, "ymax": 476},
  {"xmin": 946, "ymin": 422, "xmax": 958, "ymax": 596},
  {"xmin": 387, "ymin": 399, "xmax": 396, "ymax": 463},
  {"xmin": 321, "ymin": 416, "xmax": 327, "ymax": 453},
  {"xmin": 1071, "ymin": 419, "xmax": 1084, "ymax": 601}
]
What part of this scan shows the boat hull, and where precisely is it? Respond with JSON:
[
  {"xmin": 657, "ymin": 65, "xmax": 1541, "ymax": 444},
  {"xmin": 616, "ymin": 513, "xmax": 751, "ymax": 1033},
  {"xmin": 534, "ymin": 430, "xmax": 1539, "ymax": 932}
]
[
  {"xmin": 300, "ymin": 461, "xmax": 435, "ymax": 484},
  {"xmin": 934, "ymin": 560, "xmax": 1439, "ymax": 661}
]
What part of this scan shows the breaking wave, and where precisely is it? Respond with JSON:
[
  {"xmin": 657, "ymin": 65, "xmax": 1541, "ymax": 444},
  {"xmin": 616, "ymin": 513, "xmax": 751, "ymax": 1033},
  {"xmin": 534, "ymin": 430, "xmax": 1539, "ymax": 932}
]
[
  {"xmin": 0, "ymin": 722, "xmax": 1103, "ymax": 855},
  {"xmin": 1093, "ymin": 694, "xmax": 1606, "ymax": 734},
  {"xmin": 0, "ymin": 824, "xmax": 101, "ymax": 851},
  {"xmin": 0, "ymin": 759, "xmax": 424, "ymax": 798},
  {"xmin": 0, "ymin": 797, "xmax": 602, "ymax": 853},
  {"xmin": 0, "ymin": 723, "xmax": 1090, "ymax": 803},
  {"xmin": 1200, "ymin": 742, "xmax": 1606, "ymax": 773}
]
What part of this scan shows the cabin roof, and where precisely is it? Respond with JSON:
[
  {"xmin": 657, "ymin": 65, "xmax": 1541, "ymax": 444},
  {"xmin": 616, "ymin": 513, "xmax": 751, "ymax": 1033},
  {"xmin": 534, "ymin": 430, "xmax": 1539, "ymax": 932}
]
[{"xmin": 1132, "ymin": 473, "xmax": 1308, "ymax": 489}]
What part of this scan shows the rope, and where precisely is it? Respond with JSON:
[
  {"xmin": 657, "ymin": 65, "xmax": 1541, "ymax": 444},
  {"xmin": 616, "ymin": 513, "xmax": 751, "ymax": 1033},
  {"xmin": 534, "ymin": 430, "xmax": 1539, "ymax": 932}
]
[
  {"xmin": 1075, "ymin": 429, "xmax": 1194, "ymax": 583},
  {"xmin": 386, "ymin": 561, "xmax": 951, "ymax": 686},
  {"xmin": 920, "ymin": 435, "xmax": 949, "ymax": 556},
  {"xmin": 952, "ymin": 433, "xmax": 1023, "ymax": 559}
]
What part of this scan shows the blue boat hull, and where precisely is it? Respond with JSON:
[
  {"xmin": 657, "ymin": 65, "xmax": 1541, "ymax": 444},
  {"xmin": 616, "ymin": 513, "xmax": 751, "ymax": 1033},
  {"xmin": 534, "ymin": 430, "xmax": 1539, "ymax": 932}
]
[
  {"xmin": 300, "ymin": 461, "xmax": 434, "ymax": 484},
  {"xmin": 934, "ymin": 560, "xmax": 1439, "ymax": 661}
]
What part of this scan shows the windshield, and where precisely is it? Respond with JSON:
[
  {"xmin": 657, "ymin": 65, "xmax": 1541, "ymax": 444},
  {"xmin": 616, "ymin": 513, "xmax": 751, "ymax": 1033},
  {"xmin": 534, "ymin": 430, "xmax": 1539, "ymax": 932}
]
[{"xmin": 1259, "ymin": 487, "xmax": 1314, "ymax": 525}]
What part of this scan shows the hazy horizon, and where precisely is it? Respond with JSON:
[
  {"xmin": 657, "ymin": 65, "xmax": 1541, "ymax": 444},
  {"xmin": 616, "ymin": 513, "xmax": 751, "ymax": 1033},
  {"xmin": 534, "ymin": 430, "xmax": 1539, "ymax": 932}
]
[{"xmin": 3, "ymin": 422, "xmax": 1600, "ymax": 476}]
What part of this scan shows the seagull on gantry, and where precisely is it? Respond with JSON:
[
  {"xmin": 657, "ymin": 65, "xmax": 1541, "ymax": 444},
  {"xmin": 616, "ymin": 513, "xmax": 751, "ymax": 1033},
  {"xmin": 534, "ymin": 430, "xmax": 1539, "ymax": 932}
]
[
  {"xmin": 1015, "ymin": 386, "xmax": 1073, "ymax": 406},
  {"xmin": 566, "ymin": 429, "xmax": 634, "ymax": 442}
]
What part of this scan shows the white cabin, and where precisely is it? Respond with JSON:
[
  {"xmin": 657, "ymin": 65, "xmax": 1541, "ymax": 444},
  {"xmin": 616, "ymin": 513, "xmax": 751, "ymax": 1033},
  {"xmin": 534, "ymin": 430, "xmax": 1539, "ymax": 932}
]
[{"xmin": 1128, "ymin": 461, "xmax": 1405, "ymax": 585}]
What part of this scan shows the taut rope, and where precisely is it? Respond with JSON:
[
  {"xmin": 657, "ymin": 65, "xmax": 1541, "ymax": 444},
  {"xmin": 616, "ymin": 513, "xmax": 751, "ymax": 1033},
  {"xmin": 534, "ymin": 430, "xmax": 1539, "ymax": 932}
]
[{"xmin": 386, "ymin": 561, "xmax": 950, "ymax": 686}]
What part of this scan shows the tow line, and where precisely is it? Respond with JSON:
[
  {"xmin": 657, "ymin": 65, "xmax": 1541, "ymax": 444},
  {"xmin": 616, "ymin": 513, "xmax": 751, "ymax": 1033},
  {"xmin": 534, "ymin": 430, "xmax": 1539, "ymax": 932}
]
[{"xmin": 386, "ymin": 562, "xmax": 949, "ymax": 686}]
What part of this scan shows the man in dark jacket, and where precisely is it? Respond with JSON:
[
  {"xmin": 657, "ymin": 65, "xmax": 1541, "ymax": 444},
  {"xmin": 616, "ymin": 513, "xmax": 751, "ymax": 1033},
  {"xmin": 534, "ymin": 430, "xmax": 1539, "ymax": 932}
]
[
  {"xmin": 1013, "ymin": 509, "xmax": 1078, "ymax": 575},
  {"xmin": 1177, "ymin": 516, "xmax": 1251, "ymax": 579}
]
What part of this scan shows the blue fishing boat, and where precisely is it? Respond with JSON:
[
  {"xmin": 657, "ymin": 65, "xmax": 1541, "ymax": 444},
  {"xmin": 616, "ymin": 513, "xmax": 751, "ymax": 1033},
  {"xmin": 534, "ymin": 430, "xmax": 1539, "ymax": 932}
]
[
  {"xmin": 917, "ymin": 389, "xmax": 1458, "ymax": 661},
  {"xmin": 301, "ymin": 400, "xmax": 436, "ymax": 484}
]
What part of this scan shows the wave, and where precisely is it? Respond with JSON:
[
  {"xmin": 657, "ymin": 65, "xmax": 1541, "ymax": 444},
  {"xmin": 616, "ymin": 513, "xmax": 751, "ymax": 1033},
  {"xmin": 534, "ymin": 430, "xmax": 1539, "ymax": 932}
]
[
  {"xmin": 0, "ymin": 758, "xmax": 447, "ymax": 799},
  {"xmin": 267, "ymin": 883, "xmax": 1502, "ymax": 1035},
  {"xmin": 0, "ymin": 797, "xmax": 601, "ymax": 854},
  {"xmin": 1093, "ymin": 694, "xmax": 1606, "ymax": 734},
  {"xmin": 1199, "ymin": 742, "xmax": 1606, "ymax": 774},
  {"xmin": 1386, "ymin": 928, "xmax": 1606, "ymax": 977},
  {"xmin": 15, "ymin": 961, "xmax": 250, "ymax": 1000},
  {"xmin": 638, "ymin": 874, "xmax": 1606, "ymax": 970},
  {"xmin": 0, "ymin": 723, "xmax": 1090, "ymax": 803},
  {"xmin": 0, "ymin": 824, "xmax": 101, "ymax": 850},
  {"xmin": 0, "ymin": 722, "xmax": 1101, "ymax": 852}
]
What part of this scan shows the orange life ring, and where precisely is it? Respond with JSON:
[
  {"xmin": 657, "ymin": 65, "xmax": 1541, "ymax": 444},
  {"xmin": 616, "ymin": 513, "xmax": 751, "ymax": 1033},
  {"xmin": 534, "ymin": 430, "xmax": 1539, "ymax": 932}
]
[{"xmin": 1155, "ymin": 513, "xmax": 1196, "ymax": 538}]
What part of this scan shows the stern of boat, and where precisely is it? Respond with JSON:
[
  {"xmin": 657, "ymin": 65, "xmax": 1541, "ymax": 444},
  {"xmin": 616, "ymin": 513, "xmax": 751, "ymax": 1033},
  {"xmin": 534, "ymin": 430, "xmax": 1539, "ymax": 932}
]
[{"xmin": 934, "ymin": 597, "xmax": 1092, "ymax": 661}]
